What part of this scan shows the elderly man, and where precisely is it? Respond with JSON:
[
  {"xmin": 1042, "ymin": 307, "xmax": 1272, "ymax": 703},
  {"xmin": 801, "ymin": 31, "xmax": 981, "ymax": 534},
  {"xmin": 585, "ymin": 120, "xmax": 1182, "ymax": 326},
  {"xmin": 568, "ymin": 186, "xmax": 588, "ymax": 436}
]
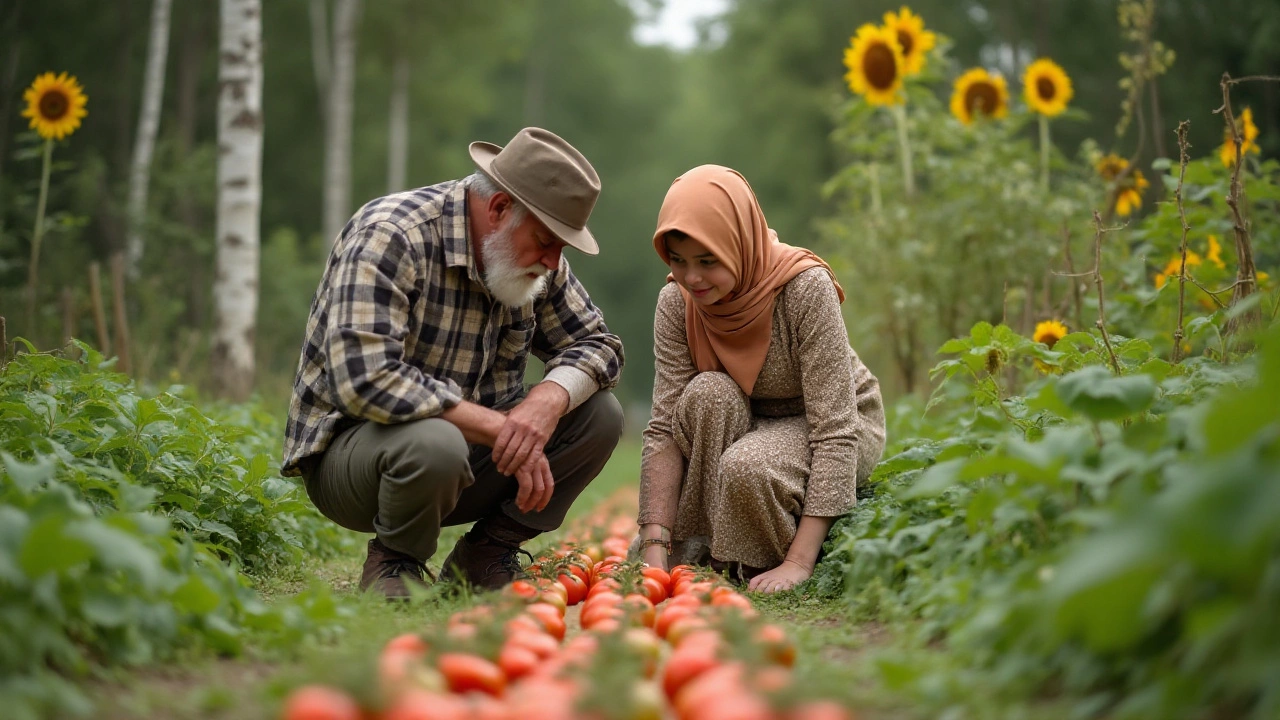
[{"xmin": 282, "ymin": 128, "xmax": 625, "ymax": 599}]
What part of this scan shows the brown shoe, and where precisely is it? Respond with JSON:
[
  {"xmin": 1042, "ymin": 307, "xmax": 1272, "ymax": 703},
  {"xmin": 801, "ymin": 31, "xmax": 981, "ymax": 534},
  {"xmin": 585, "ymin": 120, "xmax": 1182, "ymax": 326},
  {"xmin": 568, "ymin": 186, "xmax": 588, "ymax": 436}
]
[
  {"xmin": 439, "ymin": 514, "xmax": 539, "ymax": 590},
  {"xmin": 359, "ymin": 538, "xmax": 432, "ymax": 600}
]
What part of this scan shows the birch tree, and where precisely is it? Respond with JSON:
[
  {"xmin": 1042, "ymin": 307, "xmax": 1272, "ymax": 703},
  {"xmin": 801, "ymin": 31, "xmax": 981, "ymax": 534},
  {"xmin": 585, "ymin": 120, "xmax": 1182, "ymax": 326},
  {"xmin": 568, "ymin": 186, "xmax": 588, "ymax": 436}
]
[
  {"xmin": 125, "ymin": 0, "xmax": 173, "ymax": 278},
  {"xmin": 386, "ymin": 52, "xmax": 409, "ymax": 193},
  {"xmin": 212, "ymin": 0, "xmax": 262, "ymax": 400},
  {"xmin": 321, "ymin": 0, "xmax": 362, "ymax": 244}
]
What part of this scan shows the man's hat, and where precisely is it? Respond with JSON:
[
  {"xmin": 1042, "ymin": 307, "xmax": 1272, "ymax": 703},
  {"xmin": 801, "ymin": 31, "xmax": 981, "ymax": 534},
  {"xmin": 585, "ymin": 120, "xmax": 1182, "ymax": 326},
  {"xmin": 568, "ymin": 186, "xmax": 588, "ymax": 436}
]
[{"xmin": 469, "ymin": 127, "xmax": 601, "ymax": 255}]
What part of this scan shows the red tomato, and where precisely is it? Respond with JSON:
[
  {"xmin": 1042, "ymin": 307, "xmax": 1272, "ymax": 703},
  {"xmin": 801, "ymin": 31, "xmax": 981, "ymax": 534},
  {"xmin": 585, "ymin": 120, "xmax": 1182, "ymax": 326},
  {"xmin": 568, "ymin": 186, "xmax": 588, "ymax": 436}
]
[
  {"xmin": 602, "ymin": 536, "xmax": 630, "ymax": 558},
  {"xmin": 507, "ymin": 580, "xmax": 540, "ymax": 600},
  {"xmin": 557, "ymin": 572, "xmax": 588, "ymax": 605},
  {"xmin": 661, "ymin": 643, "xmax": 720, "ymax": 699},
  {"xmin": 640, "ymin": 576, "xmax": 669, "ymax": 605},
  {"xmin": 755, "ymin": 623, "xmax": 796, "ymax": 667},
  {"xmin": 506, "ymin": 630, "xmax": 559, "ymax": 660},
  {"xmin": 640, "ymin": 567, "xmax": 672, "ymax": 592},
  {"xmin": 654, "ymin": 604, "xmax": 697, "ymax": 640},
  {"xmin": 673, "ymin": 663, "xmax": 745, "ymax": 720},
  {"xmin": 525, "ymin": 602, "xmax": 567, "ymax": 640},
  {"xmin": 382, "ymin": 633, "xmax": 428, "ymax": 657},
  {"xmin": 586, "ymin": 577, "xmax": 622, "ymax": 600},
  {"xmin": 281, "ymin": 685, "xmax": 361, "ymax": 720},
  {"xmin": 538, "ymin": 589, "xmax": 568, "ymax": 614},
  {"xmin": 783, "ymin": 700, "xmax": 854, "ymax": 720},
  {"xmin": 437, "ymin": 653, "xmax": 506, "ymax": 697},
  {"xmin": 381, "ymin": 689, "xmax": 470, "ymax": 720},
  {"xmin": 565, "ymin": 562, "xmax": 592, "ymax": 588},
  {"xmin": 623, "ymin": 594, "xmax": 656, "ymax": 628},
  {"xmin": 666, "ymin": 616, "xmax": 712, "ymax": 647},
  {"xmin": 580, "ymin": 602, "xmax": 624, "ymax": 630},
  {"xmin": 497, "ymin": 643, "xmax": 539, "ymax": 681}
]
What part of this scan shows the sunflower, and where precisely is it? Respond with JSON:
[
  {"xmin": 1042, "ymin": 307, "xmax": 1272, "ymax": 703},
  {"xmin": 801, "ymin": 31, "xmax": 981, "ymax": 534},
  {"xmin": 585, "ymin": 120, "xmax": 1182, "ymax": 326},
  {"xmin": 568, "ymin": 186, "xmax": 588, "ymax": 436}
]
[
  {"xmin": 1022, "ymin": 58, "xmax": 1073, "ymax": 117},
  {"xmin": 844, "ymin": 23, "xmax": 906, "ymax": 106},
  {"xmin": 1033, "ymin": 320, "xmax": 1068, "ymax": 349},
  {"xmin": 1095, "ymin": 153, "xmax": 1148, "ymax": 217},
  {"xmin": 950, "ymin": 68, "xmax": 1009, "ymax": 125},
  {"xmin": 1219, "ymin": 107, "xmax": 1260, "ymax": 167},
  {"xmin": 881, "ymin": 7, "xmax": 936, "ymax": 77},
  {"xmin": 22, "ymin": 72, "xmax": 88, "ymax": 141},
  {"xmin": 1154, "ymin": 250, "xmax": 1203, "ymax": 289},
  {"xmin": 1206, "ymin": 235, "xmax": 1225, "ymax": 269}
]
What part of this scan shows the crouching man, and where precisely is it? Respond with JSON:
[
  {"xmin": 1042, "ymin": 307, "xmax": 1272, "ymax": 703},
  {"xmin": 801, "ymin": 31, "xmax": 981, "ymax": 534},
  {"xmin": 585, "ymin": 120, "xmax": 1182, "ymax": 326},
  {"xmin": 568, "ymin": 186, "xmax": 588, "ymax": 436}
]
[{"xmin": 281, "ymin": 128, "xmax": 625, "ymax": 599}]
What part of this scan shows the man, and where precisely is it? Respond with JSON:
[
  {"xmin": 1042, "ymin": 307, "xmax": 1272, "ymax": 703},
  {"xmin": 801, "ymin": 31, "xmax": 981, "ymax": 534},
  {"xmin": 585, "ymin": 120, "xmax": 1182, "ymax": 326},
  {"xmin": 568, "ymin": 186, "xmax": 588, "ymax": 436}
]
[{"xmin": 282, "ymin": 127, "xmax": 625, "ymax": 599}]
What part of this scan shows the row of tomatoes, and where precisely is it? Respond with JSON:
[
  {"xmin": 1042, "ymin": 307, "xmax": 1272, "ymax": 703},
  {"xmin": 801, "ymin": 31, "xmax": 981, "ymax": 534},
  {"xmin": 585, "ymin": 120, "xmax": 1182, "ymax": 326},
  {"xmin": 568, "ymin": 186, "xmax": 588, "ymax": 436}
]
[{"xmin": 282, "ymin": 497, "xmax": 855, "ymax": 720}]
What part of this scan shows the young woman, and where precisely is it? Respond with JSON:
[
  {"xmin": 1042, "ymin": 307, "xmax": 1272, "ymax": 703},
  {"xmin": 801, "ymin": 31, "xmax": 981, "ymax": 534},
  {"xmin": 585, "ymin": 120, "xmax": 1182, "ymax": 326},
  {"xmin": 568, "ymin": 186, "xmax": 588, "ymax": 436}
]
[{"xmin": 636, "ymin": 165, "xmax": 886, "ymax": 594}]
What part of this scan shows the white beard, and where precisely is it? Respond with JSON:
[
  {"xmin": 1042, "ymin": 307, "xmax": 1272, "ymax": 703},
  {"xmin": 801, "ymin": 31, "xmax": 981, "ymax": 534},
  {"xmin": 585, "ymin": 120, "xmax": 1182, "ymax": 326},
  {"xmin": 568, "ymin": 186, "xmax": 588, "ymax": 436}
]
[{"xmin": 481, "ymin": 221, "xmax": 549, "ymax": 308}]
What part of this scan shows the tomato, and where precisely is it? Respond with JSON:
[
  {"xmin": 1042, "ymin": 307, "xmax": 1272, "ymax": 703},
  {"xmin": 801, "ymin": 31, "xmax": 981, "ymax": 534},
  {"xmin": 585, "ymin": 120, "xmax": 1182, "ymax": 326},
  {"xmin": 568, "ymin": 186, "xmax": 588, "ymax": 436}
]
[
  {"xmin": 622, "ymin": 593, "xmax": 656, "ymax": 628},
  {"xmin": 382, "ymin": 633, "xmax": 428, "ymax": 657},
  {"xmin": 497, "ymin": 643, "xmax": 539, "ymax": 681},
  {"xmin": 281, "ymin": 685, "xmax": 361, "ymax": 720},
  {"xmin": 582, "ymin": 544, "xmax": 605, "ymax": 563},
  {"xmin": 525, "ymin": 602, "xmax": 567, "ymax": 640},
  {"xmin": 602, "ymin": 536, "xmax": 631, "ymax": 558},
  {"xmin": 506, "ymin": 629, "xmax": 559, "ymax": 660},
  {"xmin": 580, "ymin": 602, "xmax": 624, "ymax": 630},
  {"xmin": 538, "ymin": 589, "xmax": 568, "ymax": 614},
  {"xmin": 640, "ymin": 566, "xmax": 672, "ymax": 592},
  {"xmin": 582, "ymin": 590, "xmax": 623, "ymax": 612},
  {"xmin": 506, "ymin": 613, "xmax": 546, "ymax": 638},
  {"xmin": 669, "ymin": 565, "xmax": 696, "ymax": 585},
  {"xmin": 710, "ymin": 590, "xmax": 756, "ymax": 616},
  {"xmin": 557, "ymin": 571, "xmax": 589, "ymax": 605},
  {"xmin": 507, "ymin": 579, "xmax": 540, "ymax": 600},
  {"xmin": 437, "ymin": 653, "xmax": 506, "ymax": 697},
  {"xmin": 592, "ymin": 560, "xmax": 620, "ymax": 583},
  {"xmin": 654, "ymin": 604, "xmax": 697, "ymax": 639},
  {"xmin": 665, "ymin": 615, "xmax": 712, "ymax": 647},
  {"xmin": 446, "ymin": 623, "xmax": 477, "ymax": 642},
  {"xmin": 673, "ymin": 663, "xmax": 745, "ymax": 720},
  {"xmin": 622, "ymin": 627, "xmax": 663, "ymax": 678},
  {"xmin": 661, "ymin": 642, "xmax": 720, "ymax": 699},
  {"xmin": 587, "ymin": 617, "xmax": 622, "ymax": 634},
  {"xmin": 755, "ymin": 623, "xmax": 796, "ymax": 667},
  {"xmin": 379, "ymin": 648, "xmax": 445, "ymax": 700},
  {"xmin": 639, "ymin": 576, "xmax": 668, "ymax": 605},
  {"xmin": 691, "ymin": 693, "xmax": 774, "ymax": 720},
  {"xmin": 466, "ymin": 693, "xmax": 510, "ymax": 720},
  {"xmin": 630, "ymin": 680, "xmax": 665, "ymax": 720},
  {"xmin": 586, "ymin": 577, "xmax": 622, "ymax": 599},
  {"xmin": 381, "ymin": 689, "xmax": 470, "ymax": 720}
]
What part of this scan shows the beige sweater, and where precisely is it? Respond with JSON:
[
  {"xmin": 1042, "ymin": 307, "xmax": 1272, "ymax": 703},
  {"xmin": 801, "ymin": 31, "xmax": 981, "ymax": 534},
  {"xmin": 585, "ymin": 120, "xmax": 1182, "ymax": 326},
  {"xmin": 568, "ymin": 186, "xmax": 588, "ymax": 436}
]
[{"xmin": 638, "ymin": 267, "xmax": 886, "ymax": 528}]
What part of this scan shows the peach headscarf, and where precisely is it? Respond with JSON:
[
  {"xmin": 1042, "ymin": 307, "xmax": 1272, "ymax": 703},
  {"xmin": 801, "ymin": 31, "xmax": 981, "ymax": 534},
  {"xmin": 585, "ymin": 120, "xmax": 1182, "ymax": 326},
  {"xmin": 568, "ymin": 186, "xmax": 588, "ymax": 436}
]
[{"xmin": 652, "ymin": 165, "xmax": 844, "ymax": 395}]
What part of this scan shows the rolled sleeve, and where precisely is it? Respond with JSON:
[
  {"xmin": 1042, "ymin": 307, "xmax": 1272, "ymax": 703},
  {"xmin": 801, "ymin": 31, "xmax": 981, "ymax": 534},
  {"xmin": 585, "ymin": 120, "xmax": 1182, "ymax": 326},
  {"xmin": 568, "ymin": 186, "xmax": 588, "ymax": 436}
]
[
  {"xmin": 533, "ymin": 258, "xmax": 625, "ymax": 391},
  {"xmin": 324, "ymin": 222, "xmax": 464, "ymax": 423}
]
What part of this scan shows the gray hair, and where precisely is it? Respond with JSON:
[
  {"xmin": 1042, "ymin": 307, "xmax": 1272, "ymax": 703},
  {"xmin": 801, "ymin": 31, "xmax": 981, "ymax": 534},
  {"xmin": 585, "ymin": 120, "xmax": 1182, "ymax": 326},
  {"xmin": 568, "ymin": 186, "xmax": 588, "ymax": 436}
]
[{"xmin": 467, "ymin": 171, "xmax": 528, "ymax": 225}]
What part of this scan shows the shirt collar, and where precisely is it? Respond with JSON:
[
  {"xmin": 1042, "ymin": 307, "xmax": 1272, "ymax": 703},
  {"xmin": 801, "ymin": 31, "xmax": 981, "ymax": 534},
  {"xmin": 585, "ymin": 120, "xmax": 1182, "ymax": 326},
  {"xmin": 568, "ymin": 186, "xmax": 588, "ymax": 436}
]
[{"xmin": 441, "ymin": 181, "xmax": 482, "ymax": 283}]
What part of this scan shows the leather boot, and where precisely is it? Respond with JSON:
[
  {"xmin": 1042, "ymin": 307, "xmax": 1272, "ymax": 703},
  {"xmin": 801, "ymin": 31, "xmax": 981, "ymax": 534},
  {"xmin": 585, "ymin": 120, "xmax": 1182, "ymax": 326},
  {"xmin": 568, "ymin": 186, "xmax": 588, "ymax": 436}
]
[
  {"xmin": 359, "ymin": 537, "xmax": 432, "ymax": 600},
  {"xmin": 439, "ymin": 513, "xmax": 540, "ymax": 590}
]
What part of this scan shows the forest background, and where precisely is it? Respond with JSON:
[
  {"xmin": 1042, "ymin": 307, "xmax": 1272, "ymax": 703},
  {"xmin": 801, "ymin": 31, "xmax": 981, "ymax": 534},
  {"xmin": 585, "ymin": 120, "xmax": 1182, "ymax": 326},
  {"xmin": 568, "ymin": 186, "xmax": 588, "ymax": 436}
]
[{"xmin": 2, "ymin": 0, "xmax": 1277, "ymax": 417}]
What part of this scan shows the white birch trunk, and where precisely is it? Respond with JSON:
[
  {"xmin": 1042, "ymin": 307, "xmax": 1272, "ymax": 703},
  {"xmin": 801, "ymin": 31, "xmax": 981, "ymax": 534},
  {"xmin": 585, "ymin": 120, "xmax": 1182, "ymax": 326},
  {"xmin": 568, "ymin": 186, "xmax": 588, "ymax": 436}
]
[
  {"xmin": 322, "ymin": 0, "xmax": 362, "ymax": 245},
  {"xmin": 386, "ymin": 51, "xmax": 409, "ymax": 193},
  {"xmin": 125, "ymin": 0, "xmax": 173, "ymax": 278},
  {"xmin": 213, "ymin": 0, "xmax": 263, "ymax": 401}
]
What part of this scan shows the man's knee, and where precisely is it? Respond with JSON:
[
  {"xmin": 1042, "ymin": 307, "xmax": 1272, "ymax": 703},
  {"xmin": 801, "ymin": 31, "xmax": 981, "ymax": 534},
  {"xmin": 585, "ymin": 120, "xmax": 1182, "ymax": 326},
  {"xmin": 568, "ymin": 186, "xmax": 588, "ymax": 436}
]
[
  {"xmin": 579, "ymin": 390, "xmax": 625, "ymax": 447},
  {"xmin": 379, "ymin": 418, "xmax": 471, "ymax": 487}
]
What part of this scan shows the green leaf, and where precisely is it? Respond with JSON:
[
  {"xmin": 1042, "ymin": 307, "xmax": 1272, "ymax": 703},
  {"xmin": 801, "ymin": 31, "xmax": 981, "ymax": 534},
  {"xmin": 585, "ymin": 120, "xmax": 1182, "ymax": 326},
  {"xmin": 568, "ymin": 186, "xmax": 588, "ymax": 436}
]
[
  {"xmin": 172, "ymin": 575, "xmax": 223, "ymax": 615},
  {"xmin": 19, "ymin": 515, "xmax": 95, "ymax": 577},
  {"xmin": 898, "ymin": 458, "xmax": 966, "ymax": 499},
  {"xmin": 2, "ymin": 452, "xmax": 58, "ymax": 492},
  {"xmin": 69, "ymin": 521, "xmax": 163, "ymax": 590},
  {"xmin": 1054, "ymin": 367, "xmax": 1157, "ymax": 421}
]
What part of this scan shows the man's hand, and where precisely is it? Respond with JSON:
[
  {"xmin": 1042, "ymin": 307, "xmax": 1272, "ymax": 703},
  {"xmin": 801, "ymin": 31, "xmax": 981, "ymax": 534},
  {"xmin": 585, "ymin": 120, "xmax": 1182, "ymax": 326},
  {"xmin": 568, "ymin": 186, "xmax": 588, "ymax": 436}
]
[
  {"xmin": 493, "ymin": 382, "xmax": 568, "ymax": 475},
  {"xmin": 514, "ymin": 453, "xmax": 554, "ymax": 513}
]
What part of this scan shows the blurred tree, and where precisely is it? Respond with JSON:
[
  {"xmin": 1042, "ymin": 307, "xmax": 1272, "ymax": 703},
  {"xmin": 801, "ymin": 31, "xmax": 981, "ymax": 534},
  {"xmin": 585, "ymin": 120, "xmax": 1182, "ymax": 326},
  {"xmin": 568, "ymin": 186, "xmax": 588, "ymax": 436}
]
[{"xmin": 125, "ymin": 0, "xmax": 173, "ymax": 278}]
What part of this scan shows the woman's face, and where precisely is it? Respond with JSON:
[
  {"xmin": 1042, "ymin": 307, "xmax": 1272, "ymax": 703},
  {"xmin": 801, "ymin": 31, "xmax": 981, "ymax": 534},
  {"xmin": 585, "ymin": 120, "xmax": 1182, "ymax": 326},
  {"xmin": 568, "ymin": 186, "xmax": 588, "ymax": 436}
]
[{"xmin": 665, "ymin": 232, "xmax": 736, "ymax": 305}]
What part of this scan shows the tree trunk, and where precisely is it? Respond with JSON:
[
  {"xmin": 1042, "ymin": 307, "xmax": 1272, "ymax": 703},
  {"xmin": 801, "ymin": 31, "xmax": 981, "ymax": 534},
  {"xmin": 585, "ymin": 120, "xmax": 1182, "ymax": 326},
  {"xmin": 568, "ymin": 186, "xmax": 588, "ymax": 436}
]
[
  {"xmin": 125, "ymin": 0, "xmax": 174, "ymax": 278},
  {"xmin": 322, "ymin": 0, "xmax": 362, "ymax": 245},
  {"xmin": 386, "ymin": 50, "xmax": 410, "ymax": 193},
  {"xmin": 0, "ymin": 0, "xmax": 25, "ymax": 183},
  {"xmin": 213, "ymin": 0, "xmax": 263, "ymax": 401},
  {"xmin": 175, "ymin": 0, "xmax": 211, "ymax": 329},
  {"xmin": 115, "ymin": 0, "xmax": 138, "ymax": 174},
  {"xmin": 309, "ymin": 0, "xmax": 331, "ymax": 113}
]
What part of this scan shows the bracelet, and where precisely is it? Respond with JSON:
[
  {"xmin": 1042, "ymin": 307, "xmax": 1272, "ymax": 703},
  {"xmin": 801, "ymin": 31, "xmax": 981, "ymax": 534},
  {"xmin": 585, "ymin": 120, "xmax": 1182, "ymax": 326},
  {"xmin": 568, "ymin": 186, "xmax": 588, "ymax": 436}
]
[{"xmin": 639, "ymin": 537, "xmax": 672, "ymax": 556}]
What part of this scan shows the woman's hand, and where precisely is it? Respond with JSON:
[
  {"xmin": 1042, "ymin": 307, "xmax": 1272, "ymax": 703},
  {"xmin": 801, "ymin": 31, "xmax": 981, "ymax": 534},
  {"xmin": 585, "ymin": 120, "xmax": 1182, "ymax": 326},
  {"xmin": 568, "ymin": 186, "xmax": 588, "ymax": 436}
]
[{"xmin": 747, "ymin": 559, "xmax": 811, "ymax": 594}]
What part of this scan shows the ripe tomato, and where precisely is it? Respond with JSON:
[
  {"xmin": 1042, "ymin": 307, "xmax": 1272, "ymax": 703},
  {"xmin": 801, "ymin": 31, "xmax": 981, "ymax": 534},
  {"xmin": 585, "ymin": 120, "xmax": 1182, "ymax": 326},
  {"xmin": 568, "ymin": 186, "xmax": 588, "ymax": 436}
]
[
  {"xmin": 661, "ymin": 643, "xmax": 720, "ymax": 699},
  {"xmin": 436, "ymin": 653, "xmax": 506, "ymax": 697},
  {"xmin": 666, "ymin": 615, "xmax": 712, "ymax": 647},
  {"xmin": 639, "ymin": 576, "xmax": 668, "ymax": 605},
  {"xmin": 654, "ymin": 604, "xmax": 697, "ymax": 639},
  {"xmin": 602, "ymin": 536, "xmax": 630, "ymax": 558},
  {"xmin": 497, "ymin": 643, "xmax": 539, "ymax": 681},
  {"xmin": 565, "ymin": 562, "xmax": 592, "ymax": 588},
  {"xmin": 382, "ymin": 633, "xmax": 428, "ymax": 657},
  {"xmin": 580, "ymin": 602, "xmax": 624, "ymax": 630},
  {"xmin": 755, "ymin": 623, "xmax": 796, "ymax": 667},
  {"xmin": 586, "ymin": 577, "xmax": 622, "ymax": 600},
  {"xmin": 582, "ymin": 544, "xmax": 605, "ymax": 563},
  {"xmin": 640, "ymin": 566, "xmax": 672, "ymax": 592},
  {"xmin": 525, "ymin": 602, "xmax": 567, "ymax": 640},
  {"xmin": 622, "ymin": 593, "xmax": 656, "ymax": 628},
  {"xmin": 538, "ymin": 589, "xmax": 568, "ymax": 614},
  {"xmin": 557, "ymin": 571, "xmax": 589, "ymax": 605},
  {"xmin": 381, "ymin": 689, "xmax": 470, "ymax": 720},
  {"xmin": 507, "ymin": 579, "xmax": 540, "ymax": 600},
  {"xmin": 281, "ymin": 685, "xmax": 361, "ymax": 720},
  {"xmin": 506, "ymin": 629, "xmax": 559, "ymax": 660},
  {"xmin": 673, "ymin": 663, "xmax": 745, "ymax": 720},
  {"xmin": 782, "ymin": 700, "xmax": 853, "ymax": 720}
]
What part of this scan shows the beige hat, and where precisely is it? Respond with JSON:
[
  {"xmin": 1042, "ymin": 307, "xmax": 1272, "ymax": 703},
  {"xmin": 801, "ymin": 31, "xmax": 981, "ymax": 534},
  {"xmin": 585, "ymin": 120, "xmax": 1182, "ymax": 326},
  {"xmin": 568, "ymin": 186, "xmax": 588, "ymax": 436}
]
[{"xmin": 469, "ymin": 127, "xmax": 601, "ymax": 255}]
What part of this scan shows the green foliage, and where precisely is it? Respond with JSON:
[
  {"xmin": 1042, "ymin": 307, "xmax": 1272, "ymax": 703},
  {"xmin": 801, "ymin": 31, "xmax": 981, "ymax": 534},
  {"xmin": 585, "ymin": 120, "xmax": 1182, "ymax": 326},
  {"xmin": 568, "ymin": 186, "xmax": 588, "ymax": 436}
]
[
  {"xmin": 818, "ymin": 318, "xmax": 1280, "ymax": 718},
  {"xmin": 0, "ymin": 345, "xmax": 350, "ymax": 720},
  {"xmin": 0, "ymin": 342, "xmax": 346, "ymax": 572}
]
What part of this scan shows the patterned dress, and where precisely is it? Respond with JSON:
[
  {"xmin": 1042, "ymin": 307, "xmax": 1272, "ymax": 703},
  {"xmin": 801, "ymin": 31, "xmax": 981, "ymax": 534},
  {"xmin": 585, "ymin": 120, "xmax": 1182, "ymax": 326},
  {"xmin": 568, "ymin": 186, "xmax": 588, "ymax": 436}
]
[{"xmin": 638, "ymin": 267, "xmax": 886, "ymax": 569}]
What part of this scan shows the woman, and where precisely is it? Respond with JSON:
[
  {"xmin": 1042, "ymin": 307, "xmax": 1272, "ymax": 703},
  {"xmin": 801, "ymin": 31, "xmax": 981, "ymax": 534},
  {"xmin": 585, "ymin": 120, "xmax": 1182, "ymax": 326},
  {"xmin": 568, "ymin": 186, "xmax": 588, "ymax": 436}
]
[{"xmin": 636, "ymin": 165, "xmax": 886, "ymax": 594}]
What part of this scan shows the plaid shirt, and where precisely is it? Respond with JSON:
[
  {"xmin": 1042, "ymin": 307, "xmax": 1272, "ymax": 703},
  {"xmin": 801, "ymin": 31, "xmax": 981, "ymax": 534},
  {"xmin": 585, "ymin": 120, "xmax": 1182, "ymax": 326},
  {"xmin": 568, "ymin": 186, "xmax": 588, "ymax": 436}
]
[{"xmin": 281, "ymin": 179, "xmax": 624, "ymax": 476}]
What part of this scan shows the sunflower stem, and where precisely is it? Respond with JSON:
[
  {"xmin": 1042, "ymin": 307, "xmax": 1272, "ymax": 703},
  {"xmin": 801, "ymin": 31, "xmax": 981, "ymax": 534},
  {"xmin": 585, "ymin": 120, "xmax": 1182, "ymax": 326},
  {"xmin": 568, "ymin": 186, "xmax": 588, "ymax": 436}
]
[
  {"xmin": 25, "ymin": 138, "xmax": 54, "ymax": 336},
  {"xmin": 1039, "ymin": 115, "xmax": 1051, "ymax": 193},
  {"xmin": 868, "ymin": 162, "xmax": 883, "ymax": 217},
  {"xmin": 890, "ymin": 104, "xmax": 915, "ymax": 198}
]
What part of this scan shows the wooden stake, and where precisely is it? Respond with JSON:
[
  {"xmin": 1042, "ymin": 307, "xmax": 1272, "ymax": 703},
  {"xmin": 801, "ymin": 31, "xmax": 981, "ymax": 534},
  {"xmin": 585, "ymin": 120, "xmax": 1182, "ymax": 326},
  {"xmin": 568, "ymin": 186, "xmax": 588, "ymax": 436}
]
[
  {"xmin": 109, "ymin": 252, "xmax": 132, "ymax": 374},
  {"xmin": 0, "ymin": 315, "xmax": 7, "ymax": 368},
  {"xmin": 89, "ymin": 262, "xmax": 112, "ymax": 356}
]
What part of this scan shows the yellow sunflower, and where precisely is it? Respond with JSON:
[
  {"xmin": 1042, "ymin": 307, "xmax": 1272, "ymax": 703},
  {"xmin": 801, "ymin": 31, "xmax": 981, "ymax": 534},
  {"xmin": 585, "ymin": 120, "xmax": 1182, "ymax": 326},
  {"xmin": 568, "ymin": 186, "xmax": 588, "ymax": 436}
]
[
  {"xmin": 1033, "ymin": 319, "xmax": 1068, "ymax": 349},
  {"xmin": 881, "ymin": 7, "xmax": 936, "ymax": 77},
  {"xmin": 1219, "ymin": 107, "xmax": 1260, "ymax": 167},
  {"xmin": 1095, "ymin": 153, "xmax": 1148, "ymax": 217},
  {"xmin": 22, "ymin": 72, "xmax": 88, "ymax": 141},
  {"xmin": 1023, "ymin": 58, "xmax": 1073, "ymax": 117},
  {"xmin": 1206, "ymin": 235, "xmax": 1225, "ymax": 269},
  {"xmin": 950, "ymin": 68, "xmax": 1009, "ymax": 125},
  {"xmin": 1095, "ymin": 153, "xmax": 1128, "ymax": 181},
  {"xmin": 1154, "ymin": 250, "xmax": 1203, "ymax": 289},
  {"xmin": 844, "ymin": 23, "xmax": 906, "ymax": 106}
]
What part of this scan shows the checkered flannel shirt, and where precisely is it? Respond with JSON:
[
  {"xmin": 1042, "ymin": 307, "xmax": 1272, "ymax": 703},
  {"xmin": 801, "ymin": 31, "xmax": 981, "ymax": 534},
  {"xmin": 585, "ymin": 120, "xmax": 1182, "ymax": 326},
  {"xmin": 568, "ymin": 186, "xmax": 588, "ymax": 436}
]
[{"xmin": 281, "ymin": 179, "xmax": 624, "ymax": 476}]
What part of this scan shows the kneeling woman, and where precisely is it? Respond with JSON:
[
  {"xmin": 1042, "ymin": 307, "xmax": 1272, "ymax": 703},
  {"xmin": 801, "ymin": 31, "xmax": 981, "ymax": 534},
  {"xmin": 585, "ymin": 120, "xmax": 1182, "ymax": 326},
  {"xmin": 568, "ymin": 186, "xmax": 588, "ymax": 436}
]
[{"xmin": 636, "ymin": 165, "xmax": 886, "ymax": 593}]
